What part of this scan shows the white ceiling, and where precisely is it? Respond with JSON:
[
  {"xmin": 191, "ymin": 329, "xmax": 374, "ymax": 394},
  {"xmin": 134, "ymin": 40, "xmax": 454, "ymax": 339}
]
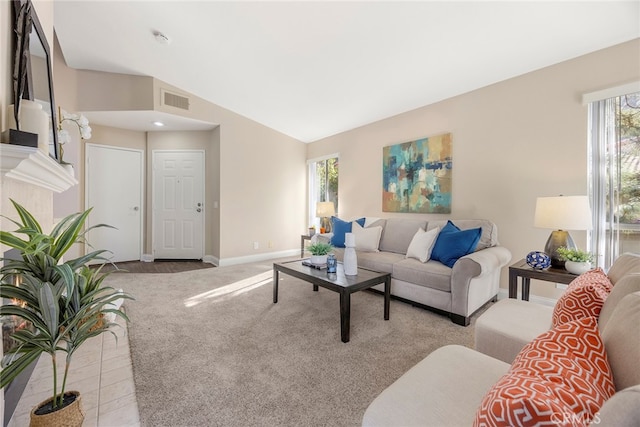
[{"xmin": 53, "ymin": 1, "xmax": 640, "ymax": 142}]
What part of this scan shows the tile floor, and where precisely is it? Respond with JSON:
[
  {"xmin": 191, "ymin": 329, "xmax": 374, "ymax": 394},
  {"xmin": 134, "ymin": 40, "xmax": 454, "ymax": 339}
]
[{"xmin": 8, "ymin": 316, "xmax": 140, "ymax": 426}]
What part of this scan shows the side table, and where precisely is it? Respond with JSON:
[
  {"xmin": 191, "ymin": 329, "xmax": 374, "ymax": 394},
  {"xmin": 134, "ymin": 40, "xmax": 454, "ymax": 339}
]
[
  {"xmin": 300, "ymin": 234, "xmax": 312, "ymax": 258},
  {"xmin": 508, "ymin": 258, "xmax": 577, "ymax": 301}
]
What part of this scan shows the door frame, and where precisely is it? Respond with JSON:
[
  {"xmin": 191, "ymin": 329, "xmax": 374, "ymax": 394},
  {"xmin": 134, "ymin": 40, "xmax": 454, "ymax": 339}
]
[
  {"xmin": 85, "ymin": 143, "xmax": 145, "ymax": 261},
  {"xmin": 151, "ymin": 149, "xmax": 206, "ymax": 260}
]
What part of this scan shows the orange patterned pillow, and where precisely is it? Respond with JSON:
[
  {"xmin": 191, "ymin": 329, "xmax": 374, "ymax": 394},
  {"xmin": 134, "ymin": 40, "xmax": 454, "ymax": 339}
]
[
  {"xmin": 474, "ymin": 317, "xmax": 615, "ymax": 427},
  {"xmin": 552, "ymin": 268, "xmax": 613, "ymax": 327}
]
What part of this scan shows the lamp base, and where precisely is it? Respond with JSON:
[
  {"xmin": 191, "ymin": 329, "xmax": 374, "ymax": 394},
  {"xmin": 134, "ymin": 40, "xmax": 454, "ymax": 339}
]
[
  {"xmin": 320, "ymin": 217, "xmax": 332, "ymax": 233},
  {"xmin": 544, "ymin": 230, "xmax": 576, "ymax": 268}
]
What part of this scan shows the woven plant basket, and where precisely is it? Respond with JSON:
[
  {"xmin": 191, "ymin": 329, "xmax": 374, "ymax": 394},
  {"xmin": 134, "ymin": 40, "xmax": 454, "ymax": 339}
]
[{"xmin": 29, "ymin": 391, "xmax": 84, "ymax": 427}]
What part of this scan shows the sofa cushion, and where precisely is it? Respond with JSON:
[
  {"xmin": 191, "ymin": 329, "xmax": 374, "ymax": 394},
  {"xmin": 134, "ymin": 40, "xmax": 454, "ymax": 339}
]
[
  {"xmin": 474, "ymin": 298, "xmax": 553, "ymax": 364},
  {"xmin": 329, "ymin": 216, "xmax": 365, "ymax": 247},
  {"xmin": 598, "ymin": 273, "xmax": 640, "ymax": 331},
  {"xmin": 430, "ymin": 221, "xmax": 481, "ymax": 268},
  {"xmin": 364, "ymin": 218, "xmax": 386, "ymax": 229},
  {"xmin": 332, "ymin": 248, "xmax": 404, "ymax": 274},
  {"xmin": 351, "ymin": 221, "xmax": 383, "ymax": 252},
  {"xmin": 600, "ymin": 291, "xmax": 640, "ymax": 391},
  {"xmin": 363, "ymin": 345, "xmax": 510, "ymax": 427},
  {"xmin": 405, "ymin": 227, "xmax": 439, "ymax": 263},
  {"xmin": 605, "ymin": 252, "xmax": 640, "ymax": 284},
  {"xmin": 427, "ymin": 219, "xmax": 497, "ymax": 250},
  {"xmin": 552, "ymin": 268, "xmax": 613, "ymax": 327},
  {"xmin": 594, "ymin": 385, "xmax": 640, "ymax": 427},
  {"xmin": 475, "ymin": 316, "xmax": 615, "ymax": 427},
  {"xmin": 378, "ymin": 218, "xmax": 427, "ymax": 254},
  {"xmin": 393, "ymin": 258, "xmax": 452, "ymax": 292}
]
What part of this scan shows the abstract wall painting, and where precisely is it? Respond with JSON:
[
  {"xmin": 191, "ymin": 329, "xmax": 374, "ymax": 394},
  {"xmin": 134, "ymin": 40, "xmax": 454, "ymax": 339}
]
[{"xmin": 382, "ymin": 133, "xmax": 452, "ymax": 213}]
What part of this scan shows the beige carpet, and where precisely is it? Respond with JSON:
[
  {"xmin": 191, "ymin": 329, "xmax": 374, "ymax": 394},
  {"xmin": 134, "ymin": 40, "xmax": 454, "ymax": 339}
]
[{"xmin": 105, "ymin": 259, "xmax": 487, "ymax": 427}]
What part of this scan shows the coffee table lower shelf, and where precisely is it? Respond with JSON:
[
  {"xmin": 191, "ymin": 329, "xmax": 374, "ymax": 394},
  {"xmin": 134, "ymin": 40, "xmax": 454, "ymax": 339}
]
[{"xmin": 273, "ymin": 260, "xmax": 391, "ymax": 343}]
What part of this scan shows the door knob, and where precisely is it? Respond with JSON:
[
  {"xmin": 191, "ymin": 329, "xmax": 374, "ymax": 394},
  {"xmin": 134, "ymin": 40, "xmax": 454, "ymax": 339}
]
[
  {"xmin": 197, "ymin": 208, "xmax": 202, "ymax": 212},
  {"xmin": 133, "ymin": 206, "xmax": 139, "ymax": 211}
]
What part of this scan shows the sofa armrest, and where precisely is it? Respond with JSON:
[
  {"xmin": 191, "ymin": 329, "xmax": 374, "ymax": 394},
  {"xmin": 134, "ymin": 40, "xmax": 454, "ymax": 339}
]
[
  {"xmin": 453, "ymin": 246, "xmax": 512, "ymax": 281},
  {"xmin": 450, "ymin": 246, "xmax": 512, "ymax": 321}
]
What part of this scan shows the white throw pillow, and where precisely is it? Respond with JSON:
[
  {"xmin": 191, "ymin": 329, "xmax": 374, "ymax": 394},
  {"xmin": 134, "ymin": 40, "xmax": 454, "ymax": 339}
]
[
  {"xmin": 352, "ymin": 221, "xmax": 383, "ymax": 252},
  {"xmin": 406, "ymin": 227, "xmax": 440, "ymax": 263}
]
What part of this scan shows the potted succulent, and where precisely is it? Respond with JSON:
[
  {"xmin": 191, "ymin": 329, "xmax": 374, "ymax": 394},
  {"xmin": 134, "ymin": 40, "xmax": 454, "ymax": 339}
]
[
  {"xmin": 308, "ymin": 241, "xmax": 333, "ymax": 265},
  {"xmin": 556, "ymin": 246, "xmax": 594, "ymax": 275},
  {"xmin": 0, "ymin": 200, "xmax": 132, "ymax": 427}
]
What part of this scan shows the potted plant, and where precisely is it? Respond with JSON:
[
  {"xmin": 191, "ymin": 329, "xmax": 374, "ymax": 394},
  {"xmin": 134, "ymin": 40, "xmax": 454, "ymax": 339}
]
[
  {"xmin": 0, "ymin": 199, "xmax": 132, "ymax": 427},
  {"xmin": 556, "ymin": 246, "xmax": 594, "ymax": 275},
  {"xmin": 308, "ymin": 241, "xmax": 333, "ymax": 265}
]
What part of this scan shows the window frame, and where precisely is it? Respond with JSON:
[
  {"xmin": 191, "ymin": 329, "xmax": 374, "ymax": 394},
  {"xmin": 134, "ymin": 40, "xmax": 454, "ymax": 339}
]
[{"xmin": 307, "ymin": 153, "xmax": 339, "ymax": 229}]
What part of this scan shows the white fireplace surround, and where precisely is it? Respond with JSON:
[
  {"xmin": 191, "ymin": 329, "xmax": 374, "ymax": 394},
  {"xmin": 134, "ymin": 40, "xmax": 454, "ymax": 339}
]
[{"xmin": 0, "ymin": 143, "xmax": 77, "ymax": 192}]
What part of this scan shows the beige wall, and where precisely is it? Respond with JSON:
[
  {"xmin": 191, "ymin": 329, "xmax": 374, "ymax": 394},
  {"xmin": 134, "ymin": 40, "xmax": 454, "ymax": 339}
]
[
  {"xmin": 307, "ymin": 38, "xmax": 640, "ymax": 299},
  {"xmin": 50, "ymin": 30, "xmax": 306, "ymax": 264}
]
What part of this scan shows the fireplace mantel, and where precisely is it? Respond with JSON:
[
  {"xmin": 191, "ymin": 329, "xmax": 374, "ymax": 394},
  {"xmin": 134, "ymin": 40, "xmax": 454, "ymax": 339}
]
[{"xmin": 0, "ymin": 144, "xmax": 77, "ymax": 192}]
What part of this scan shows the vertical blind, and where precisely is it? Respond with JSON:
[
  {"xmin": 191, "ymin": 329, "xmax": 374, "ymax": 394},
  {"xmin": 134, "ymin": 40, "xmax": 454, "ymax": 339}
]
[{"xmin": 588, "ymin": 98, "xmax": 619, "ymax": 269}]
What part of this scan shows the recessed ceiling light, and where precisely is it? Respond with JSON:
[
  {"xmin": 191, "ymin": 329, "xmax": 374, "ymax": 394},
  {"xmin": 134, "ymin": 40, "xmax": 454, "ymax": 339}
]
[
  {"xmin": 152, "ymin": 121, "xmax": 165, "ymax": 127},
  {"xmin": 153, "ymin": 31, "xmax": 170, "ymax": 45}
]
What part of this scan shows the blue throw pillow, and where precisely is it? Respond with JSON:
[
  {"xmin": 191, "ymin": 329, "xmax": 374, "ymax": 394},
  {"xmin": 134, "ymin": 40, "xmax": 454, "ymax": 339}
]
[
  {"xmin": 431, "ymin": 221, "xmax": 482, "ymax": 268},
  {"xmin": 330, "ymin": 216, "xmax": 365, "ymax": 247}
]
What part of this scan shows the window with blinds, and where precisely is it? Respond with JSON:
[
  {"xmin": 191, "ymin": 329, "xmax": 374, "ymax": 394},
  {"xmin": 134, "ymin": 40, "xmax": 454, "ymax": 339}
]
[{"xmin": 588, "ymin": 90, "xmax": 640, "ymax": 269}]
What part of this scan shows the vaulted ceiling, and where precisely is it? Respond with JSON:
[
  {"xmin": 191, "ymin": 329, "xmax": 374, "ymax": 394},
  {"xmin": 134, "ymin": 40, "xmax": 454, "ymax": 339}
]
[{"xmin": 54, "ymin": 1, "xmax": 640, "ymax": 142}]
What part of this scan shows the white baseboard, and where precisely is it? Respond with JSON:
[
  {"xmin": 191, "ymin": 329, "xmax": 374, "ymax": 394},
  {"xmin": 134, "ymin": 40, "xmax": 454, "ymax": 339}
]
[
  {"xmin": 141, "ymin": 253, "xmax": 219, "ymax": 265},
  {"xmin": 497, "ymin": 288, "xmax": 557, "ymax": 307},
  {"xmin": 217, "ymin": 249, "xmax": 298, "ymax": 267},
  {"xmin": 203, "ymin": 255, "xmax": 218, "ymax": 266}
]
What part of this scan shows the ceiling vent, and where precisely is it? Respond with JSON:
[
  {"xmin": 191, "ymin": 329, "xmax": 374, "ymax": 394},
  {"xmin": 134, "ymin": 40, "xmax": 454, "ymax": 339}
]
[{"xmin": 161, "ymin": 89, "xmax": 190, "ymax": 111}]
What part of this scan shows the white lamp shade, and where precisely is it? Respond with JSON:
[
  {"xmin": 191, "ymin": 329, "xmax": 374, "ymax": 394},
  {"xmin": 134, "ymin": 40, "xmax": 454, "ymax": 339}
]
[
  {"xmin": 534, "ymin": 196, "xmax": 592, "ymax": 230},
  {"xmin": 316, "ymin": 201, "xmax": 335, "ymax": 217}
]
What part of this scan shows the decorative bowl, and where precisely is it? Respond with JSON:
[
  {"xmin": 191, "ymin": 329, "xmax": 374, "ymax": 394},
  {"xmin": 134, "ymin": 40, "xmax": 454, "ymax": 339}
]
[{"xmin": 526, "ymin": 251, "xmax": 551, "ymax": 270}]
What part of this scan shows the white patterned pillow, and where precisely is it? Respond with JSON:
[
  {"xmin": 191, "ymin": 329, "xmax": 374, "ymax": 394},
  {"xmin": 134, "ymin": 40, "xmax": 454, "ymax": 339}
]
[
  {"xmin": 405, "ymin": 227, "xmax": 440, "ymax": 263},
  {"xmin": 351, "ymin": 222, "xmax": 383, "ymax": 252}
]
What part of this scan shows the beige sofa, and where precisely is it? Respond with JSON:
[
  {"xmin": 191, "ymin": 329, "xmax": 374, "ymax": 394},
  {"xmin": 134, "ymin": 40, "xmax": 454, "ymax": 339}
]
[
  {"xmin": 362, "ymin": 253, "xmax": 640, "ymax": 426},
  {"xmin": 319, "ymin": 218, "xmax": 511, "ymax": 326}
]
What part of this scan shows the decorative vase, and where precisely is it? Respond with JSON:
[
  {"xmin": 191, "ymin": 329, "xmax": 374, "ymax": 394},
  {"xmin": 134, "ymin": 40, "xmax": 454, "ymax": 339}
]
[
  {"xmin": 7, "ymin": 101, "xmax": 50, "ymax": 153},
  {"xmin": 343, "ymin": 232, "xmax": 358, "ymax": 275},
  {"xmin": 30, "ymin": 391, "xmax": 84, "ymax": 427},
  {"xmin": 564, "ymin": 261, "xmax": 591, "ymax": 275},
  {"xmin": 310, "ymin": 255, "xmax": 327, "ymax": 265},
  {"xmin": 526, "ymin": 251, "xmax": 551, "ymax": 270}
]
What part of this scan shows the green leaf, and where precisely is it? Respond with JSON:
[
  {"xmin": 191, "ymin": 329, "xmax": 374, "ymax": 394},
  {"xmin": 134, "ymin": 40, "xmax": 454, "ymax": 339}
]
[
  {"xmin": 38, "ymin": 283, "xmax": 59, "ymax": 338},
  {"xmin": 10, "ymin": 199, "xmax": 43, "ymax": 234},
  {"xmin": 0, "ymin": 231, "xmax": 29, "ymax": 251},
  {"xmin": 0, "ymin": 304, "xmax": 49, "ymax": 332},
  {"xmin": 51, "ymin": 209, "xmax": 93, "ymax": 260},
  {"xmin": 0, "ymin": 348, "xmax": 42, "ymax": 388}
]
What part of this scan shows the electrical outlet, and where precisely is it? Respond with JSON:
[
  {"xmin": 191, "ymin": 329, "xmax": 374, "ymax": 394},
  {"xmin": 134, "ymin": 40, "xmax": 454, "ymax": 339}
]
[
  {"xmin": 268, "ymin": 241, "xmax": 274, "ymax": 248},
  {"xmin": 253, "ymin": 241, "xmax": 259, "ymax": 250}
]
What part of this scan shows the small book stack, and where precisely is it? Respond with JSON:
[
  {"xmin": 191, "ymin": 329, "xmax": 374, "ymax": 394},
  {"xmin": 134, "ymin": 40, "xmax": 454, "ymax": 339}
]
[{"xmin": 302, "ymin": 259, "xmax": 327, "ymax": 270}]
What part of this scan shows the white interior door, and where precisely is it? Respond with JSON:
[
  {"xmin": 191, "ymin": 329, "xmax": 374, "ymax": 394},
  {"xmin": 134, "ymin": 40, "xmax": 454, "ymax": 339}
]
[
  {"xmin": 153, "ymin": 150, "xmax": 204, "ymax": 259},
  {"xmin": 85, "ymin": 144, "xmax": 143, "ymax": 263}
]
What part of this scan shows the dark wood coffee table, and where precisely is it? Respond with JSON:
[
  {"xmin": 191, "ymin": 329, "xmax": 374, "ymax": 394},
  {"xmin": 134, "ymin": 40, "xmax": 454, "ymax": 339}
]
[{"xmin": 273, "ymin": 260, "xmax": 391, "ymax": 343}]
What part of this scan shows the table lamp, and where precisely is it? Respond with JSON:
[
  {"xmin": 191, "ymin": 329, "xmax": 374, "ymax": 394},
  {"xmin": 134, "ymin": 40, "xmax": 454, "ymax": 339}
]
[
  {"xmin": 316, "ymin": 201, "xmax": 335, "ymax": 233},
  {"xmin": 534, "ymin": 195, "xmax": 592, "ymax": 268}
]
